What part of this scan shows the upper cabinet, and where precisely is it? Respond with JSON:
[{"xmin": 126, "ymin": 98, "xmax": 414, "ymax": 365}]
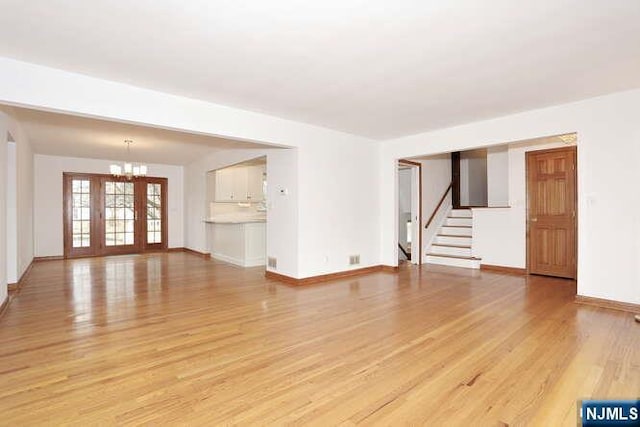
[
  {"xmin": 246, "ymin": 165, "xmax": 266, "ymax": 201},
  {"xmin": 214, "ymin": 164, "xmax": 265, "ymax": 202},
  {"xmin": 214, "ymin": 167, "xmax": 236, "ymax": 201}
]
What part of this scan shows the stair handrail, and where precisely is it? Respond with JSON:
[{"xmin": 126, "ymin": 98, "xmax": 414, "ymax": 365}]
[
  {"xmin": 424, "ymin": 182, "xmax": 453, "ymax": 230},
  {"xmin": 398, "ymin": 243, "xmax": 411, "ymax": 260}
]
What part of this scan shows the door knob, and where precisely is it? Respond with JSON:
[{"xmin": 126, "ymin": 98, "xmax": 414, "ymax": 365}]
[{"xmin": 531, "ymin": 218, "xmax": 538, "ymax": 222}]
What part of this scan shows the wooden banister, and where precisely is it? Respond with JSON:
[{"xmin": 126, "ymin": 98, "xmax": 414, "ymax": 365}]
[
  {"xmin": 424, "ymin": 182, "xmax": 452, "ymax": 230},
  {"xmin": 398, "ymin": 243, "xmax": 411, "ymax": 261}
]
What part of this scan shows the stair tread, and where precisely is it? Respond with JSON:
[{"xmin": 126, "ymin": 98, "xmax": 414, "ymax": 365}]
[
  {"xmin": 448, "ymin": 216, "xmax": 472, "ymax": 219},
  {"xmin": 431, "ymin": 243, "xmax": 472, "ymax": 248},
  {"xmin": 426, "ymin": 253, "xmax": 481, "ymax": 260},
  {"xmin": 442, "ymin": 225, "xmax": 472, "ymax": 228},
  {"xmin": 437, "ymin": 234, "xmax": 472, "ymax": 238}
]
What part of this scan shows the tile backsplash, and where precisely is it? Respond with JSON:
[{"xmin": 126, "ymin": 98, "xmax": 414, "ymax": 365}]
[{"xmin": 209, "ymin": 202, "xmax": 264, "ymax": 218}]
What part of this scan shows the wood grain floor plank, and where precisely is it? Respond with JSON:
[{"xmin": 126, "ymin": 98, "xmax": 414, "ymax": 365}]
[{"xmin": 0, "ymin": 254, "xmax": 638, "ymax": 425}]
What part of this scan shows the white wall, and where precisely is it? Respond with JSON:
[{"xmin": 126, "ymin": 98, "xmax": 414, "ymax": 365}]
[
  {"xmin": 34, "ymin": 154, "xmax": 184, "ymax": 257},
  {"xmin": 487, "ymin": 146, "xmax": 509, "ymax": 206},
  {"xmin": 6, "ymin": 141, "xmax": 17, "ymax": 283},
  {"xmin": 397, "ymin": 168, "xmax": 411, "ymax": 249},
  {"xmin": 419, "ymin": 154, "xmax": 451, "ymax": 259},
  {"xmin": 460, "ymin": 149, "xmax": 487, "ymax": 206},
  {"xmin": 14, "ymin": 122, "xmax": 34, "ymax": 280},
  {"xmin": 398, "ymin": 169, "xmax": 411, "ymax": 214},
  {"xmin": 0, "ymin": 110, "xmax": 34, "ymax": 290},
  {"xmin": 0, "ymin": 115, "xmax": 7, "ymax": 305},
  {"xmin": 381, "ymin": 88, "xmax": 640, "ymax": 305},
  {"xmin": 265, "ymin": 149, "xmax": 299, "ymax": 277},
  {"xmin": 296, "ymin": 138, "xmax": 379, "ymax": 277}
]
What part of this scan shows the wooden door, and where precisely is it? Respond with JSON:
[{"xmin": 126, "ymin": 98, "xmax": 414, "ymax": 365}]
[
  {"xmin": 526, "ymin": 146, "xmax": 577, "ymax": 279},
  {"xmin": 143, "ymin": 178, "xmax": 168, "ymax": 251},
  {"xmin": 63, "ymin": 174, "xmax": 100, "ymax": 258}
]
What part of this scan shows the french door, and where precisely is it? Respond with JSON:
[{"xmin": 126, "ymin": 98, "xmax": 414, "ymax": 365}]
[{"xmin": 63, "ymin": 173, "xmax": 168, "ymax": 258}]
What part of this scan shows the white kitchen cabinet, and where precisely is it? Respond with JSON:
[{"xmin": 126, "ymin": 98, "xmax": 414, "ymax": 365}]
[
  {"xmin": 214, "ymin": 167, "xmax": 236, "ymax": 202},
  {"xmin": 246, "ymin": 165, "xmax": 265, "ymax": 201},
  {"xmin": 214, "ymin": 165, "xmax": 265, "ymax": 202},
  {"xmin": 232, "ymin": 167, "xmax": 248, "ymax": 201}
]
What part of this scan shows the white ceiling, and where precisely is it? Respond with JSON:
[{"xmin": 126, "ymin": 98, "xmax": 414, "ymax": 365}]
[
  {"xmin": 1, "ymin": 0, "xmax": 639, "ymax": 139},
  {"xmin": 1, "ymin": 106, "xmax": 270, "ymax": 165}
]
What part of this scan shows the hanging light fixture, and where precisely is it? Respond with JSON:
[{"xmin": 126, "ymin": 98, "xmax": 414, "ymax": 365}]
[{"xmin": 110, "ymin": 139, "xmax": 148, "ymax": 178}]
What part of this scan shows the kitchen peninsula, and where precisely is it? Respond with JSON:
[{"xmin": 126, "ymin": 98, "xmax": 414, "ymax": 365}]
[
  {"xmin": 205, "ymin": 215, "xmax": 266, "ymax": 267},
  {"xmin": 205, "ymin": 157, "xmax": 267, "ymax": 267}
]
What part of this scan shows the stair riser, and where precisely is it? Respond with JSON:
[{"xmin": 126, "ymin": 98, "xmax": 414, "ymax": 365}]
[
  {"xmin": 445, "ymin": 217, "xmax": 472, "ymax": 227},
  {"xmin": 430, "ymin": 246, "xmax": 472, "ymax": 257},
  {"xmin": 450, "ymin": 209, "xmax": 472, "ymax": 218},
  {"xmin": 434, "ymin": 236, "xmax": 472, "ymax": 245},
  {"xmin": 440, "ymin": 226, "xmax": 472, "ymax": 236},
  {"xmin": 426, "ymin": 255, "xmax": 481, "ymax": 269}
]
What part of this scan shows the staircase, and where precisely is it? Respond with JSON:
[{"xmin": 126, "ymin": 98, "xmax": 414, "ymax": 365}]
[{"xmin": 425, "ymin": 209, "xmax": 481, "ymax": 269}]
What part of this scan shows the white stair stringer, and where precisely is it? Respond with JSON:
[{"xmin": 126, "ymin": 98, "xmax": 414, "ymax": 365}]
[{"xmin": 426, "ymin": 209, "xmax": 480, "ymax": 269}]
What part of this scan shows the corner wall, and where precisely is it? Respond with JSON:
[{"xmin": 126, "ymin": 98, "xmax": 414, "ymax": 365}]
[
  {"xmin": 381, "ymin": 88, "xmax": 640, "ymax": 305},
  {"xmin": 184, "ymin": 147, "xmax": 300, "ymax": 278},
  {"xmin": 0, "ymin": 110, "xmax": 35, "ymax": 290},
  {"xmin": 0, "ymin": 114, "xmax": 7, "ymax": 305}
]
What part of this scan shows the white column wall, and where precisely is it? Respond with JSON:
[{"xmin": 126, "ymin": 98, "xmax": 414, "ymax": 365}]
[
  {"xmin": 0, "ymin": 115, "xmax": 7, "ymax": 305},
  {"xmin": 6, "ymin": 141, "xmax": 16, "ymax": 283}
]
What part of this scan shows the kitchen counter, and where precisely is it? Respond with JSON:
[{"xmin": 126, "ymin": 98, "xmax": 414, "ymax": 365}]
[
  {"xmin": 204, "ymin": 215, "xmax": 266, "ymax": 224},
  {"xmin": 205, "ymin": 219, "xmax": 266, "ymax": 267}
]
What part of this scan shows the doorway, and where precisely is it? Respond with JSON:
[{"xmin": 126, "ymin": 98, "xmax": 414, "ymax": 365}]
[
  {"xmin": 526, "ymin": 146, "xmax": 577, "ymax": 279},
  {"xmin": 397, "ymin": 160, "xmax": 422, "ymax": 264},
  {"xmin": 63, "ymin": 173, "xmax": 168, "ymax": 258}
]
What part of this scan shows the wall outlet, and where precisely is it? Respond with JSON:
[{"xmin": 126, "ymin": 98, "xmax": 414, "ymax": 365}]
[
  {"xmin": 267, "ymin": 257, "xmax": 277, "ymax": 269},
  {"xmin": 349, "ymin": 255, "xmax": 360, "ymax": 265}
]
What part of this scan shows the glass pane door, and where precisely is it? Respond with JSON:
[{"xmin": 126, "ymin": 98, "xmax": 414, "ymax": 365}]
[
  {"xmin": 147, "ymin": 183, "xmax": 162, "ymax": 244},
  {"xmin": 64, "ymin": 174, "xmax": 167, "ymax": 258},
  {"xmin": 71, "ymin": 179, "xmax": 91, "ymax": 248},
  {"xmin": 144, "ymin": 179, "xmax": 167, "ymax": 249},
  {"xmin": 64, "ymin": 174, "xmax": 97, "ymax": 258},
  {"xmin": 103, "ymin": 180, "xmax": 139, "ymax": 254}
]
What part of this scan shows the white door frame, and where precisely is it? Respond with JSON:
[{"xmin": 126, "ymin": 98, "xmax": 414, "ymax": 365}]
[{"xmin": 397, "ymin": 159, "xmax": 422, "ymax": 265}]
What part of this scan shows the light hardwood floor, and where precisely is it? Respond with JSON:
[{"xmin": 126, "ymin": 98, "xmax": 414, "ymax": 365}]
[{"xmin": 0, "ymin": 253, "xmax": 638, "ymax": 425}]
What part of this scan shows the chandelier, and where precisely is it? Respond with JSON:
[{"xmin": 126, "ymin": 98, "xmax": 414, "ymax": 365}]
[{"xmin": 109, "ymin": 139, "xmax": 148, "ymax": 178}]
